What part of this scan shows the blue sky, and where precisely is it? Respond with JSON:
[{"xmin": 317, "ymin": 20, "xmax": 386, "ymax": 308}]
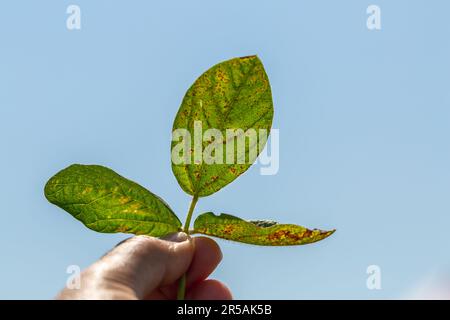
[{"xmin": 1, "ymin": 0, "xmax": 450, "ymax": 299}]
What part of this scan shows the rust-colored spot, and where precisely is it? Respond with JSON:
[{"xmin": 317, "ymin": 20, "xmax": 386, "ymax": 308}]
[
  {"xmin": 303, "ymin": 229, "xmax": 313, "ymax": 238},
  {"xmin": 267, "ymin": 230, "xmax": 287, "ymax": 241},
  {"xmin": 239, "ymin": 55, "xmax": 256, "ymax": 60},
  {"xmin": 117, "ymin": 226, "xmax": 129, "ymax": 233},
  {"xmin": 267, "ymin": 229, "xmax": 307, "ymax": 243},
  {"xmin": 221, "ymin": 225, "xmax": 235, "ymax": 235},
  {"xmin": 217, "ymin": 70, "xmax": 226, "ymax": 81},
  {"xmin": 229, "ymin": 167, "xmax": 237, "ymax": 174}
]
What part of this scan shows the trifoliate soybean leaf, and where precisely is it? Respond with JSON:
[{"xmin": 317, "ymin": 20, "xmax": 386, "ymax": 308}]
[
  {"xmin": 44, "ymin": 164, "xmax": 181, "ymax": 237},
  {"xmin": 171, "ymin": 56, "xmax": 274, "ymax": 197},
  {"xmin": 192, "ymin": 212, "xmax": 334, "ymax": 246}
]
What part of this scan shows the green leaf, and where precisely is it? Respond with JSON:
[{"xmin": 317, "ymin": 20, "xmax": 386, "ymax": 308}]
[
  {"xmin": 171, "ymin": 55, "xmax": 274, "ymax": 197},
  {"xmin": 192, "ymin": 212, "xmax": 334, "ymax": 246},
  {"xmin": 44, "ymin": 164, "xmax": 181, "ymax": 237}
]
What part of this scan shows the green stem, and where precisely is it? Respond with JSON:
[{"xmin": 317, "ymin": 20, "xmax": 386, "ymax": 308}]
[
  {"xmin": 177, "ymin": 195, "xmax": 199, "ymax": 300},
  {"xmin": 183, "ymin": 195, "xmax": 198, "ymax": 234},
  {"xmin": 176, "ymin": 274, "xmax": 187, "ymax": 300}
]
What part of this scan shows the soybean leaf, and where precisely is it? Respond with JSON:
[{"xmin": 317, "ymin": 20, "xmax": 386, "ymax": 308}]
[
  {"xmin": 171, "ymin": 56, "xmax": 274, "ymax": 197},
  {"xmin": 44, "ymin": 164, "xmax": 181, "ymax": 237},
  {"xmin": 192, "ymin": 212, "xmax": 334, "ymax": 246}
]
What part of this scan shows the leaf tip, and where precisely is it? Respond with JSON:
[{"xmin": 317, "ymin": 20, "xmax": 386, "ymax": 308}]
[{"xmin": 316, "ymin": 228, "xmax": 336, "ymax": 241}]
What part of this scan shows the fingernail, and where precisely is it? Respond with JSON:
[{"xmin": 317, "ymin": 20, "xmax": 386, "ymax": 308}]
[{"xmin": 161, "ymin": 232, "xmax": 189, "ymax": 243}]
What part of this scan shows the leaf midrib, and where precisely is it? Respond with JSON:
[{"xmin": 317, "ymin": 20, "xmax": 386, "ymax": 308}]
[{"xmin": 48, "ymin": 182, "xmax": 180, "ymax": 226}]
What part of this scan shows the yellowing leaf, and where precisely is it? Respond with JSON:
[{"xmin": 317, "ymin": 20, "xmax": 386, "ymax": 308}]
[
  {"xmin": 192, "ymin": 212, "xmax": 334, "ymax": 246},
  {"xmin": 44, "ymin": 164, "xmax": 181, "ymax": 237},
  {"xmin": 171, "ymin": 56, "xmax": 274, "ymax": 197}
]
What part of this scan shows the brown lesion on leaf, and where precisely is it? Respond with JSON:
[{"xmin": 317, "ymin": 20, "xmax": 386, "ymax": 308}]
[
  {"xmin": 239, "ymin": 55, "xmax": 257, "ymax": 60},
  {"xmin": 267, "ymin": 229, "xmax": 314, "ymax": 243},
  {"xmin": 116, "ymin": 226, "xmax": 129, "ymax": 233},
  {"xmin": 216, "ymin": 69, "xmax": 228, "ymax": 83},
  {"xmin": 302, "ymin": 229, "xmax": 313, "ymax": 238},
  {"xmin": 221, "ymin": 224, "xmax": 235, "ymax": 236}
]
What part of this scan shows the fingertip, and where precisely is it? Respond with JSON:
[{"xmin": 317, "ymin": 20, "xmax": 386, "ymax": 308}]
[
  {"xmin": 186, "ymin": 237, "xmax": 223, "ymax": 287},
  {"xmin": 193, "ymin": 236, "xmax": 222, "ymax": 259},
  {"xmin": 160, "ymin": 234, "xmax": 196, "ymax": 286}
]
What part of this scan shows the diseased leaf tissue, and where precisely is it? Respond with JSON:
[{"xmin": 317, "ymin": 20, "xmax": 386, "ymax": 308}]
[{"xmin": 45, "ymin": 56, "xmax": 334, "ymax": 297}]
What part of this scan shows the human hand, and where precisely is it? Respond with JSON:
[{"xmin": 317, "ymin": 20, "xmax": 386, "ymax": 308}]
[{"xmin": 57, "ymin": 232, "xmax": 232, "ymax": 300}]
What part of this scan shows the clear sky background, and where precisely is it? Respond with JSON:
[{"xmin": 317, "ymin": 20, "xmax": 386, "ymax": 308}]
[{"xmin": 1, "ymin": 0, "xmax": 450, "ymax": 299}]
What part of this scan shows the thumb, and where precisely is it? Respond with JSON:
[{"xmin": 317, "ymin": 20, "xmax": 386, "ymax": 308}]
[{"xmin": 97, "ymin": 233, "xmax": 194, "ymax": 299}]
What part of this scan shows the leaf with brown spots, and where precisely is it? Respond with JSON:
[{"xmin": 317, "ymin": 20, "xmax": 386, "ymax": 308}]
[
  {"xmin": 44, "ymin": 164, "xmax": 181, "ymax": 237},
  {"xmin": 171, "ymin": 56, "xmax": 274, "ymax": 197},
  {"xmin": 192, "ymin": 212, "xmax": 335, "ymax": 246}
]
